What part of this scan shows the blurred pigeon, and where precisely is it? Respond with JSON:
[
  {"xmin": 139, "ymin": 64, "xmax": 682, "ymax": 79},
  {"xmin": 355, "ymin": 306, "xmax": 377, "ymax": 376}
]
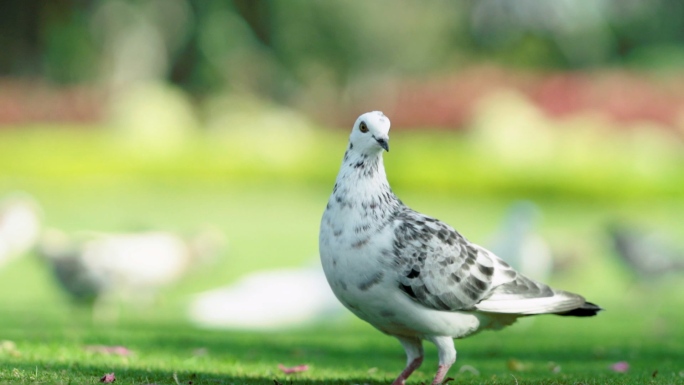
[
  {"xmin": 488, "ymin": 201, "xmax": 553, "ymax": 282},
  {"xmin": 38, "ymin": 227, "xmax": 225, "ymax": 307},
  {"xmin": 607, "ymin": 222, "xmax": 684, "ymax": 278},
  {"xmin": 319, "ymin": 112, "xmax": 600, "ymax": 385},
  {"xmin": 0, "ymin": 192, "xmax": 42, "ymax": 268},
  {"xmin": 189, "ymin": 264, "xmax": 344, "ymax": 330}
]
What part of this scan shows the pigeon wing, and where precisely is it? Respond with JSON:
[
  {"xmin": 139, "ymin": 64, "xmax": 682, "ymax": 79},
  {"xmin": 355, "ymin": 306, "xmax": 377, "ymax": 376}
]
[
  {"xmin": 391, "ymin": 209, "xmax": 497, "ymax": 311},
  {"xmin": 391, "ymin": 208, "xmax": 586, "ymax": 315},
  {"xmin": 474, "ymin": 259, "xmax": 586, "ymax": 315}
]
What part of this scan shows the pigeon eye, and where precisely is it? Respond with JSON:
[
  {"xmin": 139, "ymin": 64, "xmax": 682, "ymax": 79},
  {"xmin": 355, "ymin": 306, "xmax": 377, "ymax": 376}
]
[{"xmin": 359, "ymin": 121, "xmax": 369, "ymax": 133}]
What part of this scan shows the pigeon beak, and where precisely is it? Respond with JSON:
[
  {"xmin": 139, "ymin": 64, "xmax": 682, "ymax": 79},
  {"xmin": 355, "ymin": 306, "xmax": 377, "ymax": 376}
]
[{"xmin": 375, "ymin": 137, "xmax": 389, "ymax": 152}]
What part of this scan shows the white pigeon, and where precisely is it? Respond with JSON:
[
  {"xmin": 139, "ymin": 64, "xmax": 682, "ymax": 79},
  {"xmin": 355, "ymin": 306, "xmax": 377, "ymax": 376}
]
[
  {"xmin": 188, "ymin": 265, "xmax": 344, "ymax": 330},
  {"xmin": 38, "ymin": 228, "xmax": 225, "ymax": 306},
  {"xmin": 0, "ymin": 192, "xmax": 42, "ymax": 268},
  {"xmin": 319, "ymin": 111, "xmax": 601, "ymax": 385}
]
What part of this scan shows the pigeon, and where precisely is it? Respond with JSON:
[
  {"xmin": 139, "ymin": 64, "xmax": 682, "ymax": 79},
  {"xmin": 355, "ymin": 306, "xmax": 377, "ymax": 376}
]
[
  {"xmin": 188, "ymin": 264, "xmax": 344, "ymax": 330},
  {"xmin": 607, "ymin": 222, "xmax": 684, "ymax": 278},
  {"xmin": 38, "ymin": 227, "xmax": 225, "ymax": 307},
  {"xmin": 319, "ymin": 111, "xmax": 601, "ymax": 385}
]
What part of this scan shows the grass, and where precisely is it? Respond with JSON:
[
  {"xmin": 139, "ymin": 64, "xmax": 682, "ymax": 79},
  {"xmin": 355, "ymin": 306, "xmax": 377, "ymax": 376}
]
[
  {"xmin": 1, "ymin": 276, "xmax": 683, "ymax": 385},
  {"xmin": 1, "ymin": 126, "xmax": 683, "ymax": 384}
]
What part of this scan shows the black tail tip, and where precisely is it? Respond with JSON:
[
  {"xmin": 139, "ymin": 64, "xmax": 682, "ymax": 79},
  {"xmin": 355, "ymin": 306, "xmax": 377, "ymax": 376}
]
[{"xmin": 557, "ymin": 301, "xmax": 603, "ymax": 317}]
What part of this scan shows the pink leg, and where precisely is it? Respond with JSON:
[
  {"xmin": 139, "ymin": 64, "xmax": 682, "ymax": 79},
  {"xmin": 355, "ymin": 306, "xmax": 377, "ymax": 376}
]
[
  {"xmin": 427, "ymin": 336, "xmax": 457, "ymax": 385},
  {"xmin": 391, "ymin": 336, "xmax": 424, "ymax": 385},
  {"xmin": 391, "ymin": 356, "xmax": 424, "ymax": 385},
  {"xmin": 430, "ymin": 364, "xmax": 452, "ymax": 385}
]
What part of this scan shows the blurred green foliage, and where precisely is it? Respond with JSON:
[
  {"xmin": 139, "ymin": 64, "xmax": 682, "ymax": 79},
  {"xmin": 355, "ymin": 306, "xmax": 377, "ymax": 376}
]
[
  {"xmin": 3, "ymin": 0, "xmax": 684, "ymax": 94},
  {"xmin": 1, "ymin": 121, "xmax": 682, "ymax": 201}
]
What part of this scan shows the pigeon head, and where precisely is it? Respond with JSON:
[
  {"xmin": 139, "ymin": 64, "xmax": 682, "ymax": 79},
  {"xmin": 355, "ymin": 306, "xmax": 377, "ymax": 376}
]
[{"xmin": 348, "ymin": 111, "xmax": 390, "ymax": 155}]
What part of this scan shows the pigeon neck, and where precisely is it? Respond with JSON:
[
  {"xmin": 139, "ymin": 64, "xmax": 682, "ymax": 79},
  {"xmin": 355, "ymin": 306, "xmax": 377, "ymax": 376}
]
[
  {"xmin": 335, "ymin": 147, "xmax": 388, "ymax": 189},
  {"xmin": 328, "ymin": 146, "xmax": 400, "ymax": 222}
]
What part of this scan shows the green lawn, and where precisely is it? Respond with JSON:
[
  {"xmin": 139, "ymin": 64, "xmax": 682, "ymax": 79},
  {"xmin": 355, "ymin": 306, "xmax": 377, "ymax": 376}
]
[{"xmin": 1, "ymin": 127, "xmax": 683, "ymax": 384}]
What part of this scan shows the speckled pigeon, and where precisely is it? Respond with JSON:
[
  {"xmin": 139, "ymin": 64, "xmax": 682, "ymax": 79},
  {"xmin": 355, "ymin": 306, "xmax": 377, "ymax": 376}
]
[{"xmin": 319, "ymin": 111, "xmax": 601, "ymax": 385}]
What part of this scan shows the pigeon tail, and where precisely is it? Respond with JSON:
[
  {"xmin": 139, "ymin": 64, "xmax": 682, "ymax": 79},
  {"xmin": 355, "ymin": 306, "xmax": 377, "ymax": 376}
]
[{"xmin": 555, "ymin": 301, "xmax": 602, "ymax": 317}]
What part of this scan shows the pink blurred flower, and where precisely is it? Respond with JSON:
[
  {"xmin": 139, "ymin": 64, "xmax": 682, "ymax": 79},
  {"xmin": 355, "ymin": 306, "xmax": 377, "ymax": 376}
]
[
  {"xmin": 85, "ymin": 345, "xmax": 132, "ymax": 356},
  {"xmin": 610, "ymin": 361, "xmax": 629, "ymax": 373},
  {"xmin": 278, "ymin": 364, "xmax": 309, "ymax": 374}
]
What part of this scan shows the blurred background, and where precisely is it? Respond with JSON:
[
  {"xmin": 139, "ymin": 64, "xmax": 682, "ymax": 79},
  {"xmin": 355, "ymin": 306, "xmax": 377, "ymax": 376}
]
[{"xmin": 1, "ymin": 0, "xmax": 683, "ymax": 335}]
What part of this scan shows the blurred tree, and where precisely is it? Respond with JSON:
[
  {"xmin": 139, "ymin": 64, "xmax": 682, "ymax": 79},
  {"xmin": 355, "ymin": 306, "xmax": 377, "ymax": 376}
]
[
  {"xmin": 233, "ymin": 0, "xmax": 272, "ymax": 47},
  {"xmin": 0, "ymin": 1, "xmax": 48, "ymax": 77},
  {"xmin": 0, "ymin": 0, "xmax": 97, "ymax": 82},
  {"xmin": 1, "ymin": 0, "xmax": 684, "ymax": 93}
]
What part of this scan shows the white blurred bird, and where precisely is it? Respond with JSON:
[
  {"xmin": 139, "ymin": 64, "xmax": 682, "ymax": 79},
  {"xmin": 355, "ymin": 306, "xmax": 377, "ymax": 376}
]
[
  {"xmin": 488, "ymin": 201, "xmax": 553, "ymax": 282},
  {"xmin": 0, "ymin": 192, "xmax": 42, "ymax": 268},
  {"xmin": 38, "ymin": 227, "xmax": 225, "ymax": 311},
  {"xmin": 319, "ymin": 112, "xmax": 600, "ymax": 385},
  {"xmin": 189, "ymin": 264, "xmax": 344, "ymax": 330}
]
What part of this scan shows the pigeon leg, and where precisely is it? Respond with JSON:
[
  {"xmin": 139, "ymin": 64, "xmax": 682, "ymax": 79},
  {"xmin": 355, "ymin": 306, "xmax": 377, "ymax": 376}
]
[
  {"xmin": 391, "ymin": 336, "xmax": 424, "ymax": 385},
  {"xmin": 427, "ymin": 336, "xmax": 456, "ymax": 385}
]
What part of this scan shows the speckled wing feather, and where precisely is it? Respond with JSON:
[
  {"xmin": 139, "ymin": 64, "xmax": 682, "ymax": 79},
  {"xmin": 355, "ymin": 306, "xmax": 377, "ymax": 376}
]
[
  {"xmin": 390, "ymin": 207, "xmax": 586, "ymax": 315},
  {"xmin": 476, "ymin": 262, "xmax": 586, "ymax": 314},
  {"xmin": 390, "ymin": 208, "xmax": 497, "ymax": 311}
]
